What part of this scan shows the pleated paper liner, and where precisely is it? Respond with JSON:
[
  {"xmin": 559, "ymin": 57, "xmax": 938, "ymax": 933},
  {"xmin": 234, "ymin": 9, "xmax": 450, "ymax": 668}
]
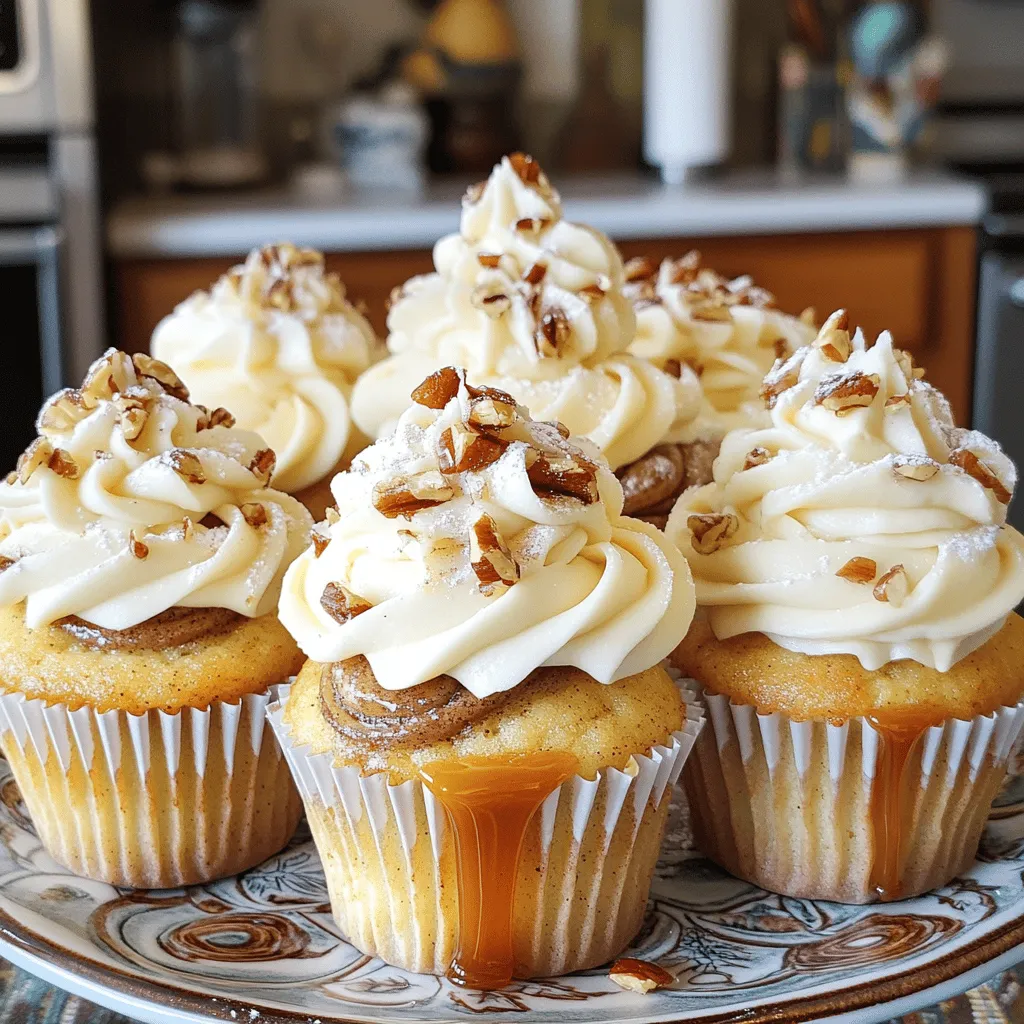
[
  {"xmin": 267, "ymin": 681, "xmax": 704, "ymax": 978},
  {"xmin": 683, "ymin": 684, "xmax": 1024, "ymax": 904},
  {"xmin": 0, "ymin": 686, "xmax": 301, "ymax": 888}
]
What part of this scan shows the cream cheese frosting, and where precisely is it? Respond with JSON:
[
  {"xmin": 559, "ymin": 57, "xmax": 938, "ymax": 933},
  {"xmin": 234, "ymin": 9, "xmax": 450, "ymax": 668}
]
[
  {"xmin": 626, "ymin": 253, "xmax": 817, "ymax": 441},
  {"xmin": 280, "ymin": 366, "xmax": 695, "ymax": 698},
  {"xmin": 666, "ymin": 311, "xmax": 1024, "ymax": 672},
  {"xmin": 152, "ymin": 243, "xmax": 378, "ymax": 494},
  {"xmin": 350, "ymin": 154, "xmax": 701, "ymax": 470},
  {"xmin": 0, "ymin": 349, "xmax": 312, "ymax": 630}
]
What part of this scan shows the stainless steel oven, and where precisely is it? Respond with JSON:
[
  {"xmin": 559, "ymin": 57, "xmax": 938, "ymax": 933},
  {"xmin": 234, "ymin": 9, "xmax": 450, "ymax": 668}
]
[{"xmin": 0, "ymin": 0, "xmax": 104, "ymax": 469}]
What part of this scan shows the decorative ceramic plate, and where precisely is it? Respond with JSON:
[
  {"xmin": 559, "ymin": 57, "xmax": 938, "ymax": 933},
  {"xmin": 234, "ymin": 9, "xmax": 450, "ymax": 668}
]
[{"xmin": 1, "ymin": 759, "xmax": 1024, "ymax": 1024}]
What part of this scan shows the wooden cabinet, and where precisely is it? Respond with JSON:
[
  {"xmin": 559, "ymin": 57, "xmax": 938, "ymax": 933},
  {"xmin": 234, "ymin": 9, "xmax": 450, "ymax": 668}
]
[{"xmin": 114, "ymin": 224, "xmax": 977, "ymax": 424}]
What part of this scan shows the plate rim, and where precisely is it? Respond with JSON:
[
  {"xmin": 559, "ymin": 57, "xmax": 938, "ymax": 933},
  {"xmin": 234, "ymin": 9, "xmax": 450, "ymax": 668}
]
[{"xmin": 2, "ymin": 897, "xmax": 1024, "ymax": 1024}]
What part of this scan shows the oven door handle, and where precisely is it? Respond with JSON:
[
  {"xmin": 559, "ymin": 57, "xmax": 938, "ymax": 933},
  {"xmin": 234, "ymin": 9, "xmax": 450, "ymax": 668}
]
[{"xmin": 0, "ymin": 226, "xmax": 63, "ymax": 394}]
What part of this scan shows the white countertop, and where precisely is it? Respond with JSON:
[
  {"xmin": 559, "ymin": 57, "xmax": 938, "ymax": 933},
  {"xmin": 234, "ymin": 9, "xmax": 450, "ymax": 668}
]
[{"xmin": 106, "ymin": 169, "xmax": 989, "ymax": 259}]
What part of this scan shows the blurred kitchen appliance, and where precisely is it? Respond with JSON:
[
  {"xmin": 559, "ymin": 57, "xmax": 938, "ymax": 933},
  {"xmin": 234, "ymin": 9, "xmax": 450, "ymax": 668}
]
[
  {"xmin": 0, "ymin": 0, "xmax": 102, "ymax": 470},
  {"xmin": 174, "ymin": 0, "xmax": 265, "ymax": 188},
  {"xmin": 642, "ymin": 0, "xmax": 733, "ymax": 184}
]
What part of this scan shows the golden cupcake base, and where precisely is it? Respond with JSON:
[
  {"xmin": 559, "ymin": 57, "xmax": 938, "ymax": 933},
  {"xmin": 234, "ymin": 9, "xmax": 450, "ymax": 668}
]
[
  {"xmin": 269, "ymin": 684, "xmax": 703, "ymax": 978},
  {"xmin": 0, "ymin": 689, "xmax": 301, "ymax": 888},
  {"xmin": 684, "ymin": 690, "xmax": 1024, "ymax": 903}
]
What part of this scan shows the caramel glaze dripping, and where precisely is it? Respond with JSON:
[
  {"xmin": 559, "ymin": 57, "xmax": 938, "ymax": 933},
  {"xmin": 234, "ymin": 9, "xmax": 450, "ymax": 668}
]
[
  {"xmin": 56, "ymin": 606, "xmax": 243, "ymax": 650},
  {"xmin": 420, "ymin": 752, "xmax": 579, "ymax": 990},
  {"xmin": 867, "ymin": 708, "xmax": 943, "ymax": 901}
]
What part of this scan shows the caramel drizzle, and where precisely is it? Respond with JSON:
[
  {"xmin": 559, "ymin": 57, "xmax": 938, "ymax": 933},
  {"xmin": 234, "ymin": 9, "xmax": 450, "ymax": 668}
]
[{"xmin": 419, "ymin": 752, "xmax": 579, "ymax": 989}]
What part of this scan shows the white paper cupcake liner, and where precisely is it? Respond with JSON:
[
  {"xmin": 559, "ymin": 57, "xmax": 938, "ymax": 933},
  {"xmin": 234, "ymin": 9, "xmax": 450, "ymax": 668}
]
[
  {"xmin": 683, "ymin": 683, "xmax": 1024, "ymax": 903},
  {"xmin": 268, "ymin": 680, "xmax": 704, "ymax": 977},
  {"xmin": 0, "ymin": 686, "xmax": 302, "ymax": 888}
]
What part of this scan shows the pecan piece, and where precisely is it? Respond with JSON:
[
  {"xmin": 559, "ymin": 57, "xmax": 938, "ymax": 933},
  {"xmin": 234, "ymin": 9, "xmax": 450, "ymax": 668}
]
[
  {"xmin": 321, "ymin": 582, "xmax": 372, "ymax": 624},
  {"xmin": 743, "ymin": 446, "xmax": 773, "ymax": 470},
  {"xmin": 885, "ymin": 393, "xmax": 911, "ymax": 409},
  {"xmin": 760, "ymin": 351, "xmax": 805, "ymax": 410},
  {"xmin": 17, "ymin": 438, "xmax": 54, "ymax": 483},
  {"xmin": 949, "ymin": 448, "xmax": 1012, "ymax": 504},
  {"xmin": 438, "ymin": 422, "xmax": 508, "ymax": 474},
  {"xmin": 0, "ymin": 555, "xmax": 15, "ymax": 571},
  {"xmin": 469, "ymin": 512, "xmax": 519, "ymax": 595},
  {"xmin": 132, "ymin": 353, "xmax": 189, "ymax": 401},
  {"xmin": 624, "ymin": 256, "xmax": 658, "ymax": 283},
  {"xmin": 874, "ymin": 564, "xmax": 909, "ymax": 606},
  {"xmin": 311, "ymin": 527, "xmax": 330, "ymax": 558},
  {"xmin": 477, "ymin": 252, "xmax": 501, "ymax": 268},
  {"xmin": 536, "ymin": 307, "xmax": 570, "ymax": 357},
  {"xmin": 813, "ymin": 309, "xmax": 851, "ymax": 362},
  {"xmin": 471, "ymin": 286, "xmax": 511, "ymax": 318},
  {"xmin": 197, "ymin": 406, "xmax": 235, "ymax": 430},
  {"xmin": 836, "ymin": 556, "xmax": 877, "ymax": 584},
  {"xmin": 893, "ymin": 455, "xmax": 940, "ymax": 481},
  {"xmin": 609, "ymin": 958, "xmax": 674, "ymax": 995},
  {"xmin": 508, "ymin": 151, "xmax": 542, "ymax": 184},
  {"xmin": 119, "ymin": 401, "xmax": 148, "ymax": 441},
  {"xmin": 663, "ymin": 358, "xmax": 682, "ymax": 379},
  {"xmin": 895, "ymin": 347, "xmax": 926, "ymax": 383},
  {"xmin": 667, "ymin": 251, "xmax": 701, "ymax": 285},
  {"xmin": 129, "ymin": 529, "xmax": 149, "ymax": 559},
  {"xmin": 522, "ymin": 261, "xmax": 547, "ymax": 285},
  {"xmin": 814, "ymin": 371, "xmax": 880, "ymax": 415},
  {"xmin": 514, "ymin": 216, "xmax": 547, "ymax": 233},
  {"xmin": 411, "ymin": 366, "xmax": 463, "ymax": 409},
  {"xmin": 248, "ymin": 448, "xmax": 276, "ymax": 486},
  {"xmin": 527, "ymin": 451, "xmax": 599, "ymax": 505},
  {"xmin": 467, "ymin": 392, "xmax": 517, "ymax": 430},
  {"xmin": 241, "ymin": 502, "xmax": 268, "ymax": 528},
  {"xmin": 687, "ymin": 512, "xmax": 739, "ymax": 554},
  {"xmin": 372, "ymin": 472, "xmax": 454, "ymax": 519},
  {"xmin": 579, "ymin": 282, "xmax": 606, "ymax": 300},
  {"xmin": 47, "ymin": 448, "xmax": 79, "ymax": 479},
  {"xmin": 167, "ymin": 449, "xmax": 206, "ymax": 484},
  {"xmin": 691, "ymin": 300, "xmax": 731, "ymax": 323},
  {"xmin": 38, "ymin": 390, "xmax": 92, "ymax": 432}
]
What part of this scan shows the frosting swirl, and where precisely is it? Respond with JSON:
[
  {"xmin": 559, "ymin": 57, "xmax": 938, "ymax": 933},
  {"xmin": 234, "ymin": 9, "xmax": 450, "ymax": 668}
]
[
  {"xmin": 350, "ymin": 154, "xmax": 700, "ymax": 469},
  {"xmin": 280, "ymin": 366, "xmax": 695, "ymax": 698},
  {"xmin": 626, "ymin": 253, "xmax": 817, "ymax": 440},
  {"xmin": 152, "ymin": 243, "xmax": 379, "ymax": 493},
  {"xmin": 667, "ymin": 312, "xmax": 1024, "ymax": 671},
  {"xmin": 0, "ymin": 349, "xmax": 312, "ymax": 630}
]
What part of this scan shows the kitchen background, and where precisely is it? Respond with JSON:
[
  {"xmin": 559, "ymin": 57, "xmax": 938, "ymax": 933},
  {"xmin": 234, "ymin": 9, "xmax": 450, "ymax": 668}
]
[{"xmin": 5, "ymin": 0, "xmax": 1024, "ymax": 516}]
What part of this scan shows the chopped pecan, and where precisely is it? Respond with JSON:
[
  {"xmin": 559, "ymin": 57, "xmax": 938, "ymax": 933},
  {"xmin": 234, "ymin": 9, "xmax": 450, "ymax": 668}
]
[
  {"xmin": 0, "ymin": 555, "xmax": 15, "ymax": 571},
  {"xmin": 578, "ymin": 281, "xmax": 606, "ymax": 300},
  {"xmin": 948, "ymin": 448, "xmax": 1012, "ymax": 504},
  {"xmin": 667, "ymin": 251, "xmax": 701, "ymax": 285},
  {"xmin": 81, "ymin": 350, "xmax": 128, "ymax": 403},
  {"xmin": 38, "ymin": 390, "xmax": 92, "ymax": 432},
  {"xmin": 471, "ymin": 286, "xmax": 511, "ymax": 318},
  {"xmin": 248, "ymin": 448, "xmax": 276, "ymax": 486},
  {"xmin": 536, "ymin": 307, "xmax": 570, "ymax": 357},
  {"xmin": 760, "ymin": 351, "xmax": 805, "ymax": 410},
  {"xmin": 438, "ymin": 422, "xmax": 508, "ymax": 474},
  {"xmin": 181, "ymin": 516, "xmax": 195, "ymax": 541},
  {"xmin": 119, "ymin": 402, "xmax": 148, "ymax": 441},
  {"xmin": 467, "ymin": 392, "xmax": 517, "ymax": 430},
  {"xmin": 469, "ymin": 512, "xmax": 519, "ymax": 594},
  {"xmin": 128, "ymin": 529, "xmax": 149, "ymax": 559},
  {"xmin": 412, "ymin": 367, "xmax": 463, "ymax": 409},
  {"xmin": 885, "ymin": 393, "xmax": 911, "ymax": 409},
  {"xmin": 743, "ymin": 446, "xmax": 773, "ymax": 470},
  {"xmin": 836, "ymin": 556, "xmax": 877, "ymax": 584},
  {"xmin": 17, "ymin": 438, "xmax": 54, "ymax": 483},
  {"xmin": 167, "ymin": 449, "xmax": 206, "ymax": 485},
  {"xmin": 311, "ymin": 527, "xmax": 330, "ymax": 558},
  {"xmin": 527, "ymin": 451, "xmax": 599, "ymax": 504},
  {"xmin": 624, "ymin": 256, "xmax": 658, "ymax": 283},
  {"xmin": 522, "ymin": 261, "xmax": 547, "ymax": 285},
  {"xmin": 477, "ymin": 252, "xmax": 501, "ymax": 268},
  {"xmin": 241, "ymin": 502, "xmax": 268, "ymax": 528},
  {"xmin": 895, "ymin": 347, "xmax": 926, "ymax": 383},
  {"xmin": 197, "ymin": 406, "xmax": 235, "ymax": 430},
  {"xmin": 324, "ymin": 505, "xmax": 340, "ymax": 524},
  {"xmin": 508, "ymin": 151, "xmax": 542, "ymax": 184},
  {"xmin": 873, "ymin": 564, "xmax": 909, "ymax": 606},
  {"xmin": 814, "ymin": 371, "xmax": 880, "ymax": 415},
  {"xmin": 691, "ymin": 300, "xmax": 731, "ymax": 323},
  {"xmin": 609, "ymin": 959, "xmax": 674, "ymax": 995},
  {"xmin": 514, "ymin": 217, "xmax": 547, "ymax": 233},
  {"xmin": 320, "ymin": 582, "xmax": 372, "ymax": 624},
  {"xmin": 893, "ymin": 455, "xmax": 940, "ymax": 481},
  {"xmin": 47, "ymin": 448, "xmax": 79, "ymax": 479},
  {"xmin": 814, "ymin": 309, "xmax": 851, "ymax": 362},
  {"xmin": 663, "ymin": 358, "xmax": 682, "ymax": 379},
  {"xmin": 132, "ymin": 353, "xmax": 189, "ymax": 401},
  {"xmin": 372, "ymin": 471, "xmax": 454, "ymax": 519},
  {"xmin": 687, "ymin": 512, "xmax": 739, "ymax": 555}
]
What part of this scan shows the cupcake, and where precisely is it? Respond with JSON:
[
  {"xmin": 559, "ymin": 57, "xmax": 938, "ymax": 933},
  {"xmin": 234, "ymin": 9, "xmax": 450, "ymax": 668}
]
[
  {"xmin": 625, "ymin": 251, "xmax": 816, "ymax": 483},
  {"xmin": 667, "ymin": 311, "xmax": 1024, "ymax": 903},
  {"xmin": 0, "ymin": 349, "xmax": 312, "ymax": 887},
  {"xmin": 152, "ymin": 242, "xmax": 379, "ymax": 519},
  {"xmin": 271, "ymin": 366, "xmax": 702, "ymax": 987},
  {"xmin": 349, "ymin": 153, "xmax": 705, "ymax": 528}
]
